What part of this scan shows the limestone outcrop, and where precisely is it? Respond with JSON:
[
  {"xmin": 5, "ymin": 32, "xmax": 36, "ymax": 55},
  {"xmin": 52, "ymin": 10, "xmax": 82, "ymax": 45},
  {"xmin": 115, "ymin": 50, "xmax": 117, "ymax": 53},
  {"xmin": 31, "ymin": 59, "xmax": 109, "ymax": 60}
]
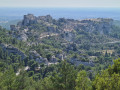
[{"xmin": 0, "ymin": 43, "xmax": 26, "ymax": 60}]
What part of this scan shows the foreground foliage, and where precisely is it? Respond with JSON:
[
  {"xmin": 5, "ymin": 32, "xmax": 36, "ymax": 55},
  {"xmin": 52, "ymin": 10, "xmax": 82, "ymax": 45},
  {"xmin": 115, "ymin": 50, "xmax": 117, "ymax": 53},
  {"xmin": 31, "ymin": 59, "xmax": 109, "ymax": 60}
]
[{"xmin": 0, "ymin": 58, "xmax": 120, "ymax": 90}]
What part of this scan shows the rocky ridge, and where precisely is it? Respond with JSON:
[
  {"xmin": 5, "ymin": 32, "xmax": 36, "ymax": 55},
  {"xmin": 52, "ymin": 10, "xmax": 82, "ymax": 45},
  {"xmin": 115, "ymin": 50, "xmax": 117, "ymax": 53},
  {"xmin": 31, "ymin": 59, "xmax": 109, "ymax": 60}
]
[
  {"xmin": 10, "ymin": 14, "xmax": 113, "ymax": 42},
  {"xmin": 9, "ymin": 14, "xmax": 114, "ymax": 66}
]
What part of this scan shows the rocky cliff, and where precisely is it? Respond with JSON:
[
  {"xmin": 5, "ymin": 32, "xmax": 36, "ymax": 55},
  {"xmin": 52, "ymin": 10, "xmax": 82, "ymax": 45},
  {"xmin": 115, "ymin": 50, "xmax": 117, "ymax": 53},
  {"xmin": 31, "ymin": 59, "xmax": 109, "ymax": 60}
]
[
  {"xmin": 10, "ymin": 14, "xmax": 113, "ymax": 43},
  {"xmin": 10, "ymin": 14, "xmax": 113, "ymax": 32},
  {"xmin": 0, "ymin": 43, "xmax": 26, "ymax": 60}
]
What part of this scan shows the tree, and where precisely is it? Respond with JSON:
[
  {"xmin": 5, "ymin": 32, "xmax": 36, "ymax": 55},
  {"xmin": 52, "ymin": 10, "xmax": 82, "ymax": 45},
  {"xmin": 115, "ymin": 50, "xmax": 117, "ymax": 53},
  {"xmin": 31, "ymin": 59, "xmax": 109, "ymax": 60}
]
[
  {"xmin": 93, "ymin": 58, "xmax": 120, "ymax": 90},
  {"xmin": 0, "ymin": 47, "xmax": 4, "ymax": 59},
  {"xmin": 108, "ymin": 58, "xmax": 120, "ymax": 75},
  {"xmin": 15, "ymin": 71, "xmax": 33, "ymax": 90},
  {"xmin": 0, "ymin": 66, "xmax": 16, "ymax": 90},
  {"xmin": 51, "ymin": 60, "xmax": 77, "ymax": 90},
  {"xmin": 105, "ymin": 51, "xmax": 109, "ymax": 57},
  {"xmin": 38, "ymin": 77, "xmax": 54, "ymax": 90},
  {"xmin": 28, "ymin": 60, "xmax": 38, "ymax": 71},
  {"xmin": 75, "ymin": 70, "xmax": 92, "ymax": 90},
  {"xmin": 92, "ymin": 70, "xmax": 120, "ymax": 90}
]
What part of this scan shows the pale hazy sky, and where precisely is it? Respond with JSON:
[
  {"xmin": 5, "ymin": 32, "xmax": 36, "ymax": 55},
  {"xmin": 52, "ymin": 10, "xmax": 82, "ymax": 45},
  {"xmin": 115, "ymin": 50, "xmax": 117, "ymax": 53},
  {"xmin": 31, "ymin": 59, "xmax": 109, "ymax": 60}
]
[{"xmin": 0, "ymin": 0, "xmax": 120, "ymax": 8}]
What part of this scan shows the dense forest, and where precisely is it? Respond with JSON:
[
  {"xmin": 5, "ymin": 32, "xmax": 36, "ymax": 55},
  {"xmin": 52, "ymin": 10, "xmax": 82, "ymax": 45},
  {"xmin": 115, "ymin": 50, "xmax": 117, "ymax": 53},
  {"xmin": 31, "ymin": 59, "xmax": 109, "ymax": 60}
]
[
  {"xmin": 1, "ymin": 48, "xmax": 120, "ymax": 90},
  {"xmin": 0, "ymin": 14, "xmax": 120, "ymax": 90}
]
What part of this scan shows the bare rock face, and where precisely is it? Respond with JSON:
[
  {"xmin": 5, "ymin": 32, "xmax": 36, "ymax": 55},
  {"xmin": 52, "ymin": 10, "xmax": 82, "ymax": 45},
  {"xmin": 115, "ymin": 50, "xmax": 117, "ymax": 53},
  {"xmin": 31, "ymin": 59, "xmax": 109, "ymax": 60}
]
[
  {"xmin": 17, "ymin": 33, "xmax": 28, "ymax": 42},
  {"xmin": 21, "ymin": 14, "xmax": 53, "ymax": 26},
  {"xmin": 29, "ymin": 50, "xmax": 41, "ymax": 59},
  {"xmin": 10, "ymin": 25, "xmax": 20, "ymax": 31},
  {"xmin": 50, "ymin": 55, "xmax": 57, "ymax": 62},
  {"xmin": 37, "ymin": 15, "xmax": 53, "ymax": 23},
  {"xmin": 29, "ymin": 50, "xmax": 49, "ymax": 64},
  {"xmin": 22, "ymin": 14, "xmax": 37, "ymax": 26},
  {"xmin": 0, "ymin": 43, "xmax": 26, "ymax": 60},
  {"xmin": 78, "ymin": 18, "xmax": 113, "ymax": 34}
]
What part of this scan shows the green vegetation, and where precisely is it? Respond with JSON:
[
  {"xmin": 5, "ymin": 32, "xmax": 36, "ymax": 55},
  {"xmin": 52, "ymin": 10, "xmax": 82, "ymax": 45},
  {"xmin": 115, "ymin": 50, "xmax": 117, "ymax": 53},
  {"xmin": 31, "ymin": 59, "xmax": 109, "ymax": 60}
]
[
  {"xmin": 1, "ymin": 16, "xmax": 120, "ymax": 89},
  {"xmin": 1, "ymin": 54, "xmax": 120, "ymax": 90}
]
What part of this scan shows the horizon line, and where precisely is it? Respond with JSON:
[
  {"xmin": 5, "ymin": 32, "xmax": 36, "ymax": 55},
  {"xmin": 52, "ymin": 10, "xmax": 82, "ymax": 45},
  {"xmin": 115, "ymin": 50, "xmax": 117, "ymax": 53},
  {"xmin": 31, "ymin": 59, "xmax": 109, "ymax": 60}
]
[{"xmin": 0, "ymin": 6, "xmax": 120, "ymax": 8}]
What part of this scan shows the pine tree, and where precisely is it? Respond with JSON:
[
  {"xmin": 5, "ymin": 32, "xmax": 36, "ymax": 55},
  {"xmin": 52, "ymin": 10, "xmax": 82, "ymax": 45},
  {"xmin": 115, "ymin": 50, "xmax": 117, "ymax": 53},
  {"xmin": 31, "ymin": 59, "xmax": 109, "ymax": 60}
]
[{"xmin": 75, "ymin": 70, "xmax": 92, "ymax": 90}]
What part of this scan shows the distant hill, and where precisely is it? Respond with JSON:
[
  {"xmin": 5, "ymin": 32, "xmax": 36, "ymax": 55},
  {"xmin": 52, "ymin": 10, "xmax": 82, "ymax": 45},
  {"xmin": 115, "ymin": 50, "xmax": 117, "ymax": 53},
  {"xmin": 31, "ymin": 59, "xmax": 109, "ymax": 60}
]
[{"xmin": 0, "ymin": 19, "xmax": 20, "ymax": 30}]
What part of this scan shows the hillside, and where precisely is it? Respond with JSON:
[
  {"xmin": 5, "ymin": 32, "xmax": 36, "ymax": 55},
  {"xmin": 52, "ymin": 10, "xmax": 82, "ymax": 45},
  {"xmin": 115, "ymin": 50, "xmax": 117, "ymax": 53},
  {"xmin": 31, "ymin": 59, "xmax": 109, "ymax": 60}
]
[
  {"xmin": 9, "ymin": 14, "xmax": 120, "ymax": 65},
  {"xmin": 1, "ymin": 14, "xmax": 120, "ymax": 90}
]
